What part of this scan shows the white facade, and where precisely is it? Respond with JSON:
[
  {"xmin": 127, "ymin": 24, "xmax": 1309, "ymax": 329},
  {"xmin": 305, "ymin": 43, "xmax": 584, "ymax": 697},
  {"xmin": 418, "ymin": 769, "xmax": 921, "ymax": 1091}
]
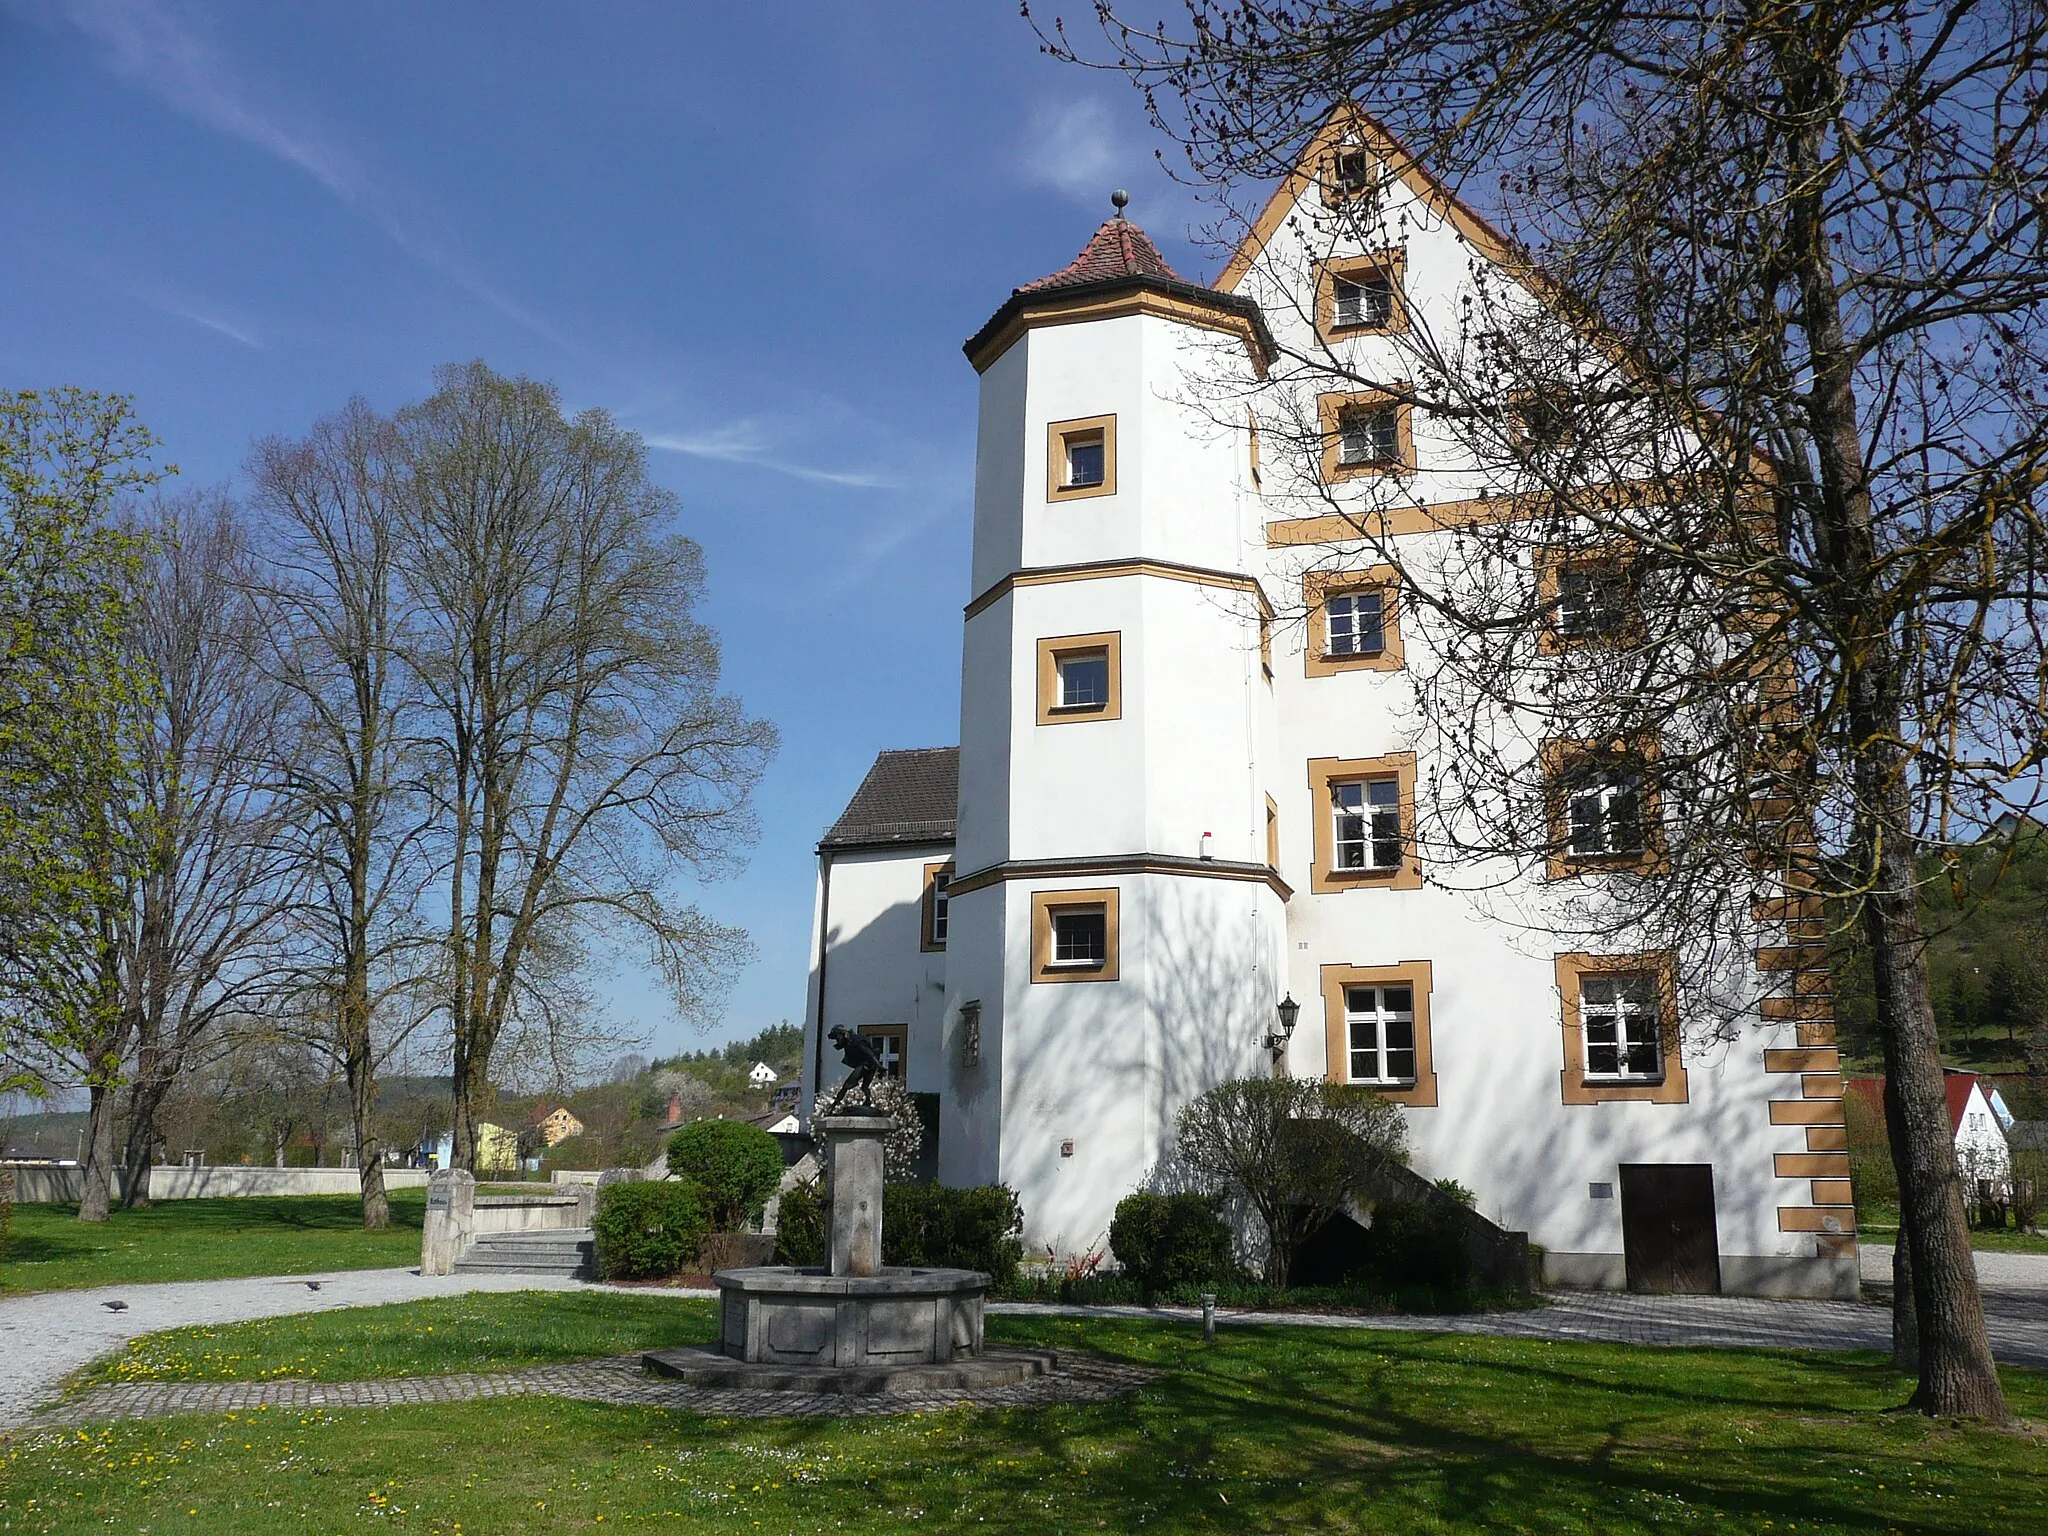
[{"xmin": 802, "ymin": 121, "xmax": 1858, "ymax": 1298}]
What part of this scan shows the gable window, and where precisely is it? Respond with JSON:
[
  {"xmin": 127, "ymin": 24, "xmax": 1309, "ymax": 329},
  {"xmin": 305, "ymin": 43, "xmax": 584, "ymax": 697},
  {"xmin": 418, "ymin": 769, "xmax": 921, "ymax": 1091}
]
[
  {"xmin": 1030, "ymin": 887, "xmax": 1120, "ymax": 984},
  {"xmin": 1332, "ymin": 777, "xmax": 1403, "ymax": 872},
  {"xmin": 1326, "ymin": 147, "xmax": 1375, "ymax": 200},
  {"xmin": 1047, "ymin": 414, "xmax": 1117, "ymax": 501},
  {"xmin": 1335, "ymin": 272, "xmax": 1394, "ymax": 330},
  {"xmin": 1339, "ymin": 406, "xmax": 1400, "ymax": 466},
  {"xmin": 921, "ymin": 861, "xmax": 954, "ymax": 953},
  {"xmin": 1580, "ymin": 974, "xmax": 1664, "ymax": 1082},
  {"xmin": 1317, "ymin": 254, "xmax": 1408, "ymax": 341},
  {"xmin": 1344, "ymin": 983, "xmax": 1417, "ymax": 1086},
  {"xmin": 1567, "ymin": 764, "xmax": 1645, "ymax": 859},
  {"xmin": 1319, "ymin": 391, "xmax": 1414, "ymax": 480},
  {"xmin": 856, "ymin": 1023, "xmax": 907, "ymax": 1082},
  {"xmin": 1036, "ymin": 632, "xmax": 1123, "ymax": 724},
  {"xmin": 1309, "ymin": 753, "xmax": 1421, "ymax": 892},
  {"xmin": 1327, "ymin": 590, "xmax": 1385, "ymax": 657},
  {"xmin": 1555, "ymin": 952, "xmax": 1688, "ymax": 1104}
]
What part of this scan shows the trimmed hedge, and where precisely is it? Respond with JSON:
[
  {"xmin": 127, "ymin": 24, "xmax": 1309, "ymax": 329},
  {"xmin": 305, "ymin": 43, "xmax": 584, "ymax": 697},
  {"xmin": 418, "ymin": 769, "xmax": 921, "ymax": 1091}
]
[
  {"xmin": 1108, "ymin": 1191, "xmax": 1235, "ymax": 1292},
  {"xmin": 771, "ymin": 1180, "xmax": 1024, "ymax": 1285},
  {"xmin": 667, "ymin": 1119, "xmax": 784, "ymax": 1231},
  {"xmin": 592, "ymin": 1179, "xmax": 710, "ymax": 1280}
]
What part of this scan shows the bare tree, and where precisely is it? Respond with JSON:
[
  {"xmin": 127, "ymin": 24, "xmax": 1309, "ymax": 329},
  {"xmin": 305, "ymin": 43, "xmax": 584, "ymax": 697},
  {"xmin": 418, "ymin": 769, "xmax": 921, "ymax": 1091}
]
[
  {"xmin": 1048, "ymin": 0, "xmax": 2048, "ymax": 1419},
  {"xmin": 114, "ymin": 492, "xmax": 294, "ymax": 1208},
  {"xmin": 250, "ymin": 402, "xmax": 434, "ymax": 1228},
  {"xmin": 395, "ymin": 363, "xmax": 776, "ymax": 1172}
]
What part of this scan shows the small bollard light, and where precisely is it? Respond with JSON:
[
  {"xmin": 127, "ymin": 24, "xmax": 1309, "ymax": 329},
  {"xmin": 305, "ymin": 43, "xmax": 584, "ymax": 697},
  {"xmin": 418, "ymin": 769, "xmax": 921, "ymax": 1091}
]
[{"xmin": 1201, "ymin": 1292, "xmax": 1217, "ymax": 1344}]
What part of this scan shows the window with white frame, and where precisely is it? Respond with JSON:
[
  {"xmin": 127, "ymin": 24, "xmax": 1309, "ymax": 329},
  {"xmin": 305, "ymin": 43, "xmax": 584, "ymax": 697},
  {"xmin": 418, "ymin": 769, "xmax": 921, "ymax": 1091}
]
[
  {"xmin": 1580, "ymin": 974, "xmax": 1664, "ymax": 1081},
  {"xmin": 857, "ymin": 1024, "xmax": 907, "ymax": 1081},
  {"xmin": 1333, "ymin": 271, "xmax": 1395, "ymax": 330},
  {"xmin": 1565, "ymin": 762, "xmax": 1646, "ymax": 858},
  {"xmin": 929, "ymin": 868, "xmax": 950, "ymax": 945},
  {"xmin": 1326, "ymin": 590, "xmax": 1386, "ymax": 657},
  {"xmin": 1048, "ymin": 906, "xmax": 1107, "ymax": 969},
  {"xmin": 1555, "ymin": 560, "xmax": 1632, "ymax": 640},
  {"xmin": 1345, "ymin": 984, "xmax": 1417, "ymax": 1085},
  {"xmin": 1056, "ymin": 650, "xmax": 1110, "ymax": 710},
  {"xmin": 1332, "ymin": 777, "xmax": 1403, "ymax": 871},
  {"xmin": 1338, "ymin": 405, "xmax": 1400, "ymax": 466},
  {"xmin": 1063, "ymin": 429, "xmax": 1106, "ymax": 489}
]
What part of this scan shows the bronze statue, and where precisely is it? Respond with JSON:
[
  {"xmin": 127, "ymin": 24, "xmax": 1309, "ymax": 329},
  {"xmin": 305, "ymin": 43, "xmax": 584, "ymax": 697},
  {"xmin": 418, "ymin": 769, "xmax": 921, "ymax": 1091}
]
[{"xmin": 823, "ymin": 1025, "xmax": 886, "ymax": 1113}]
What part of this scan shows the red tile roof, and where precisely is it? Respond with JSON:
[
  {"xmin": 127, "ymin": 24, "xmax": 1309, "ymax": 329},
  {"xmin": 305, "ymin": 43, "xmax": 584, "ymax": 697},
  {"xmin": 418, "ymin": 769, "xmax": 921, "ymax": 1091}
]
[
  {"xmin": 1016, "ymin": 218, "xmax": 1184, "ymax": 294},
  {"xmin": 1845, "ymin": 1073, "xmax": 1983, "ymax": 1135}
]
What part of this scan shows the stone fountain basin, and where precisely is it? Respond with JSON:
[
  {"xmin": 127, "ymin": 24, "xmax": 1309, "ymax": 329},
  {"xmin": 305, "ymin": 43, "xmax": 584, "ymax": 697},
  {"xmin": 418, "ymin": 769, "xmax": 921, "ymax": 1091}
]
[{"xmin": 710, "ymin": 1264, "xmax": 990, "ymax": 1368}]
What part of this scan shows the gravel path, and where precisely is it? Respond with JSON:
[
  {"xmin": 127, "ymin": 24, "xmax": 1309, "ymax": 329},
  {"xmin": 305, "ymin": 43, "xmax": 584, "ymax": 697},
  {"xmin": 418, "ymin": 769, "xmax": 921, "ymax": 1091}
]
[{"xmin": 1859, "ymin": 1241, "xmax": 2048, "ymax": 1295}]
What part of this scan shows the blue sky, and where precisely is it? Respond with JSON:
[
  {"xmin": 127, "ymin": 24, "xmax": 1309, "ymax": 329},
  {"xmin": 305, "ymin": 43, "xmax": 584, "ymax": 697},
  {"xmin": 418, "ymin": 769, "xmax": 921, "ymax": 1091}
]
[{"xmin": 0, "ymin": 1, "xmax": 1225, "ymax": 1067}]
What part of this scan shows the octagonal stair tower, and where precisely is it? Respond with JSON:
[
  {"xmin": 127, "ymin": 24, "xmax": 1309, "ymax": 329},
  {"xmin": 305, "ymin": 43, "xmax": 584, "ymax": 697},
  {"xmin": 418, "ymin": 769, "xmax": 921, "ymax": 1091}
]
[{"xmin": 936, "ymin": 207, "xmax": 1289, "ymax": 1250}]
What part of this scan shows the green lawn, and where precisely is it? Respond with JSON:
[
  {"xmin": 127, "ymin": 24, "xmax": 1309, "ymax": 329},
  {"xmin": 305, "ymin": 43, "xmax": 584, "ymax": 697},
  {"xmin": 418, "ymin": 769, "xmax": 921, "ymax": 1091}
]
[
  {"xmin": 1856, "ymin": 1203, "xmax": 2048, "ymax": 1256},
  {"xmin": 5, "ymin": 1298, "xmax": 2046, "ymax": 1534},
  {"xmin": 0, "ymin": 1194, "xmax": 425, "ymax": 1295},
  {"xmin": 81, "ymin": 1291, "xmax": 708, "ymax": 1387}
]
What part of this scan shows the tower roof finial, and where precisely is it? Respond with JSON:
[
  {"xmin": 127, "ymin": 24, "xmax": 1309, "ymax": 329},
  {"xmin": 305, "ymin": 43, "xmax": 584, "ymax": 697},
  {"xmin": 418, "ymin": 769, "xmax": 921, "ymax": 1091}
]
[{"xmin": 1111, "ymin": 188, "xmax": 1129, "ymax": 219}]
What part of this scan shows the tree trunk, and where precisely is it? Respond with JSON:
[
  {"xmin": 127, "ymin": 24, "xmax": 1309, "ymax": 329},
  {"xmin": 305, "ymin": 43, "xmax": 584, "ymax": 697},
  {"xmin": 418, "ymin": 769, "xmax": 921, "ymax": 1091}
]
[
  {"xmin": 117, "ymin": 1073, "xmax": 171, "ymax": 1210},
  {"xmin": 1865, "ymin": 830, "xmax": 2007, "ymax": 1418},
  {"xmin": 77, "ymin": 1081, "xmax": 119, "ymax": 1223},
  {"xmin": 1884, "ymin": 1076, "xmax": 1919, "ymax": 1372},
  {"xmin": 345, "ymin": 1044, "xmax": 388, "ymax": 1229}
]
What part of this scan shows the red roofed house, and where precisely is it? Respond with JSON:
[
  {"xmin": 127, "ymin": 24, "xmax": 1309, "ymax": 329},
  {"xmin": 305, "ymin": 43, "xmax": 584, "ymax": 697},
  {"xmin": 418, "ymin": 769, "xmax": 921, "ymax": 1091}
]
[{"xmin": 1847, "ymin": 1073, "xmax": 2012, "ymax": 1189}]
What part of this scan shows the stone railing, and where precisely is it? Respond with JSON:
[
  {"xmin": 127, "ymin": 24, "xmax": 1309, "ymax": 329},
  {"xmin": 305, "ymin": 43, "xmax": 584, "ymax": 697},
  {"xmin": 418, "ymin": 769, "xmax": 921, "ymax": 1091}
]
[{"xmin": 419, "ymin": 1169, "xmax": 597, "ymax": 1275}]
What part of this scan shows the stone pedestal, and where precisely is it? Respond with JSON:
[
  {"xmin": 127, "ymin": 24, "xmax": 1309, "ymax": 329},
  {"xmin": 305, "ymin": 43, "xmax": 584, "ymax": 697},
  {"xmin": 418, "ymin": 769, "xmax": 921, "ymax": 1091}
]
[
  {"xmin": 818, "ymin": 1112, "xmax": 890, "ymax": 1277},
  {"xmin": 420, "ymin": 1169, "xmax": 475, "ymax": 1276}
]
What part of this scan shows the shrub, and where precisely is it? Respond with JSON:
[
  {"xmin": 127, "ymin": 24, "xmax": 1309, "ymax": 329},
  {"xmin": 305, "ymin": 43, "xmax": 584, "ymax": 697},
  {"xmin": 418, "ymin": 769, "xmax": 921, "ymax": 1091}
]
[
  {"xmin": 1109, "ymin": 1191, "xmax": 1235, "ymax": 1292},
  {"xmin": 773, "ymin": 1177, "xmax": 826, "ymax": 1266},
  {"xmin": 592, "ymin": 1179, "xmax": 709, "ymax": 1280},
  {"xmin": 666, "ymin": 1119, "xmax": 784, "ymax": 1231},
  {"xmin": 1356, "ymin": 1200, "xmax": 1473, "ymax": 1292},
  {"xmin": 771, "ymin": 1179, "xmax": 1024, "ymax": 1284},
  {"xmin": 1433, "ymin": 1177, "xmax": 1477, "ymax": 1208},
  {"xmin": 884, "ymin": 1183, "xmax": 1024, "ymax": 1284}
]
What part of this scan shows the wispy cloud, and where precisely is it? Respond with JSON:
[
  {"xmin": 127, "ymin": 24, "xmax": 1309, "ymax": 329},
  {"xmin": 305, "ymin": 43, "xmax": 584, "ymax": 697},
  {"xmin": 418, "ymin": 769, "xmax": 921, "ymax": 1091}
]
[
  {"xmin": 1019, "ymin": 97, "xmax": 1127, "ymax": 202},
  {"xmin": 42, "ymin": 0, "xmax": 574, "ymax": 350},
  {"xmin": 119, "ymin": 279, "xmax": 264, "ymax": 349},
  {"xmin": 644, "ymin": 423, "xmax": 901, "ymax": 490}
]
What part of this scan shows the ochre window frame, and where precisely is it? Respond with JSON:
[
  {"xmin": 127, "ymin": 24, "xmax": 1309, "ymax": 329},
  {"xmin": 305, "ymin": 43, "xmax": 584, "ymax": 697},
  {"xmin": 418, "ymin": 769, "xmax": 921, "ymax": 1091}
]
[
  {"xmin": 1047, "ymin": 414, "xmax": 1118, "ymax": 502},
  {"xmin": 1320, "ymin": 959, "xmax": 1438, "ymax": 1107},
  {"xmin": 920, "ymin": 860, "xmax": 954, "ymax": 953},
  {"xmin": 1247, "ymin": 408, "xmax": 1263, "ymax": 490},
  {"xmin": 1539, "ymin": 735, "xmax": 1666, "ymax": 880},
  {"xmin": 1036, "ymin": 631, "xmax": 1123, "ymax": 725},
  {"xmin": 855, "ymin": 1023, "xmax": 908, "ymax": 1082},
  {"xmin": 1029, "ymin": 887, "xmax": 1120, "ymax": 985},
  {"xmin": 1307, "ymin": 752, "xmax": 1422, "ymax": 893},
  {"xmin": 1534, "ymin": 544, "xmax": 1644, "ymax": 653},
  {"xmin": 1321, "ymin": 145, "xmax": 1377, "ymax": 204},
  {"xmin": 1315, "ymin": 251, "xmax": 1409, "ymax": 342},
  {"xmin": 1555, "ymin": 951, "xmax": 1689, "ymax": 1104},
  {"xmin": 1265, "ymin": 795, "xmax": 1281, "ymax": 871},
  {"xmin": 1319, "ymin": 390, "xmax": 1416, "ymax": 481},
  {"xmin": 1304, "ymin": 566, "xmax": 1404, "ymax": 676}
]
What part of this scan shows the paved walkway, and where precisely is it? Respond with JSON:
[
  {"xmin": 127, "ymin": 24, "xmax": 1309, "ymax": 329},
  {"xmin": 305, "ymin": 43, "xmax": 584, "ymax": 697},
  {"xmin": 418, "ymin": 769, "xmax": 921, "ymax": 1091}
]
[
  {"xmin": 1859, "ymin": 1242, "xmax": 2048, "ymax": 1295},
  {"xmin": 28, "ymin": 1351, "xmax": 1153, "ymax": 1428},
  {"xmin": 7, "ymin": 1264, "xmax": 2047, "ymax": 1432}
]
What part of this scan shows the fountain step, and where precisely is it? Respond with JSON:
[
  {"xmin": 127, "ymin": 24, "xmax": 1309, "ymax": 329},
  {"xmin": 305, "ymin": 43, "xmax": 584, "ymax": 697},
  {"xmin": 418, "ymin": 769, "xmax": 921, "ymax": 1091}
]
[{"xmin": 641, "ymin": 1345, "xmax": 1059, "ymax": 1396}]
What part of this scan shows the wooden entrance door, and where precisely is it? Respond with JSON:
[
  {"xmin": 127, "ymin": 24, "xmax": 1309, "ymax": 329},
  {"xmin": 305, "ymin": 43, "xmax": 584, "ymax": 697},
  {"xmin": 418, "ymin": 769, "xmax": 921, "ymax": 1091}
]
[{"xmin": 1619, "ymin": 1164, "xmax": 1721, "ymax": 1293}]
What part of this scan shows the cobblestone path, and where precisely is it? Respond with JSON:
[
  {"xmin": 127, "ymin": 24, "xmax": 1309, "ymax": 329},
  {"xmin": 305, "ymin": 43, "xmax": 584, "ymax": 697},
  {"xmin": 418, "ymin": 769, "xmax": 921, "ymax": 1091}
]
[{"xmin": 26, "ymin": 1351, "xmax": 1154, "ymax": 1429}]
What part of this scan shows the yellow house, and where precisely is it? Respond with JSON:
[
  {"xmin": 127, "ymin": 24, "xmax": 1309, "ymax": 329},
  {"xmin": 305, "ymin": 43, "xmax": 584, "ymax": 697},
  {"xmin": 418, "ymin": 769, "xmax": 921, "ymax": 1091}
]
[
  {"xmin": 536, "ymin": 1106, "xmax": 585, "ymax": 1147},
  {"xmin": 476, "ymin": 1122, "xmax": 522, "ymax": 1173}
]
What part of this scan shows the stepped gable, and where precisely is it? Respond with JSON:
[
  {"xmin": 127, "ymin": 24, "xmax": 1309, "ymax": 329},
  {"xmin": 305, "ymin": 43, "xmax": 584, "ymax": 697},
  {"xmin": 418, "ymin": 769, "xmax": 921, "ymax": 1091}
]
[
  {"xmin": 819, "ymin": 747, "xmax": 958, "ymax": 850},
  {"xmin": 1014, "ymin": 216, "xmax": 1183, "ymax": 294}
]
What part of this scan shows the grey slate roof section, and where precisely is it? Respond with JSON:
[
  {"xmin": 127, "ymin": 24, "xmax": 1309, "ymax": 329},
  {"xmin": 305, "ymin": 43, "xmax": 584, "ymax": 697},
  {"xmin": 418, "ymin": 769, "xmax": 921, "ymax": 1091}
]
[{"xmin": 819, "ymin": 747, "xmax": 958, "ymax": 851}]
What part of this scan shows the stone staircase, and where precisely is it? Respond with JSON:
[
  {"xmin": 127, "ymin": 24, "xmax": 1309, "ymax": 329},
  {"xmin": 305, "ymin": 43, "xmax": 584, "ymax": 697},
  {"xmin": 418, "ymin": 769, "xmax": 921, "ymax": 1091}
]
[{"xmin": 451, "ymin": 1228, "xmax": 594, "ymax": 1278}]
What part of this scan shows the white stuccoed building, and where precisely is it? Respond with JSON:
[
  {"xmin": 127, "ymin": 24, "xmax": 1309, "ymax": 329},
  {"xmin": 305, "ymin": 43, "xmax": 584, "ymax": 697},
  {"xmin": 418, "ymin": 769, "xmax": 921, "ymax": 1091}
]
[{"xmin": 801, "ymin": 119, "xmax": 1857, "ymax": 1301}]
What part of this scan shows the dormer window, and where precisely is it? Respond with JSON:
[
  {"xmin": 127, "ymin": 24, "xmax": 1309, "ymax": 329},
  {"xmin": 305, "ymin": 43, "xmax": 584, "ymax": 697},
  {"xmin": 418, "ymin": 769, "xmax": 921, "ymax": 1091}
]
[{"xmin": 1048, "ymin": 415, "xmax": 1117, "ymax": 501}]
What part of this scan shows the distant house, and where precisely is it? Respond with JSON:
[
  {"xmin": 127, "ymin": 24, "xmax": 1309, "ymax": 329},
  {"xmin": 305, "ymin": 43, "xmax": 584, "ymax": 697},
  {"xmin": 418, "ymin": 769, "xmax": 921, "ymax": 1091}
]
[
  {"xmin": 748, "ymin": 1061, "xmax": 779, "ymax": 1089},
  {"xmin": 769, "ymin": 1081, "xmax": 801, "ymax": 1111},
  {"xmin": 1847, "ymin": 1072, "xmax": 2012, "ymax": 1188},
  {"xmin": 534, "ymin": 1105, "xmax": 585, "ymax": 1147},
  {"xmin": 746, "ymin": 1106, "xmax": 800, "ymax": 1135}
]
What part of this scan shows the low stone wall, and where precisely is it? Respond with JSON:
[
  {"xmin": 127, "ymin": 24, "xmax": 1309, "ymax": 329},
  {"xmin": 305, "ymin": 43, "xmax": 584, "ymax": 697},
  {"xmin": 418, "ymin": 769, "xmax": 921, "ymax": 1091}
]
[
  {"xmin": 421, "ymin": 1171, "xmax": 596, "ymax": 1274},
  {"xmin": 1, "ymin": 1163, "xmax": 435, "ymax": 1204}
]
